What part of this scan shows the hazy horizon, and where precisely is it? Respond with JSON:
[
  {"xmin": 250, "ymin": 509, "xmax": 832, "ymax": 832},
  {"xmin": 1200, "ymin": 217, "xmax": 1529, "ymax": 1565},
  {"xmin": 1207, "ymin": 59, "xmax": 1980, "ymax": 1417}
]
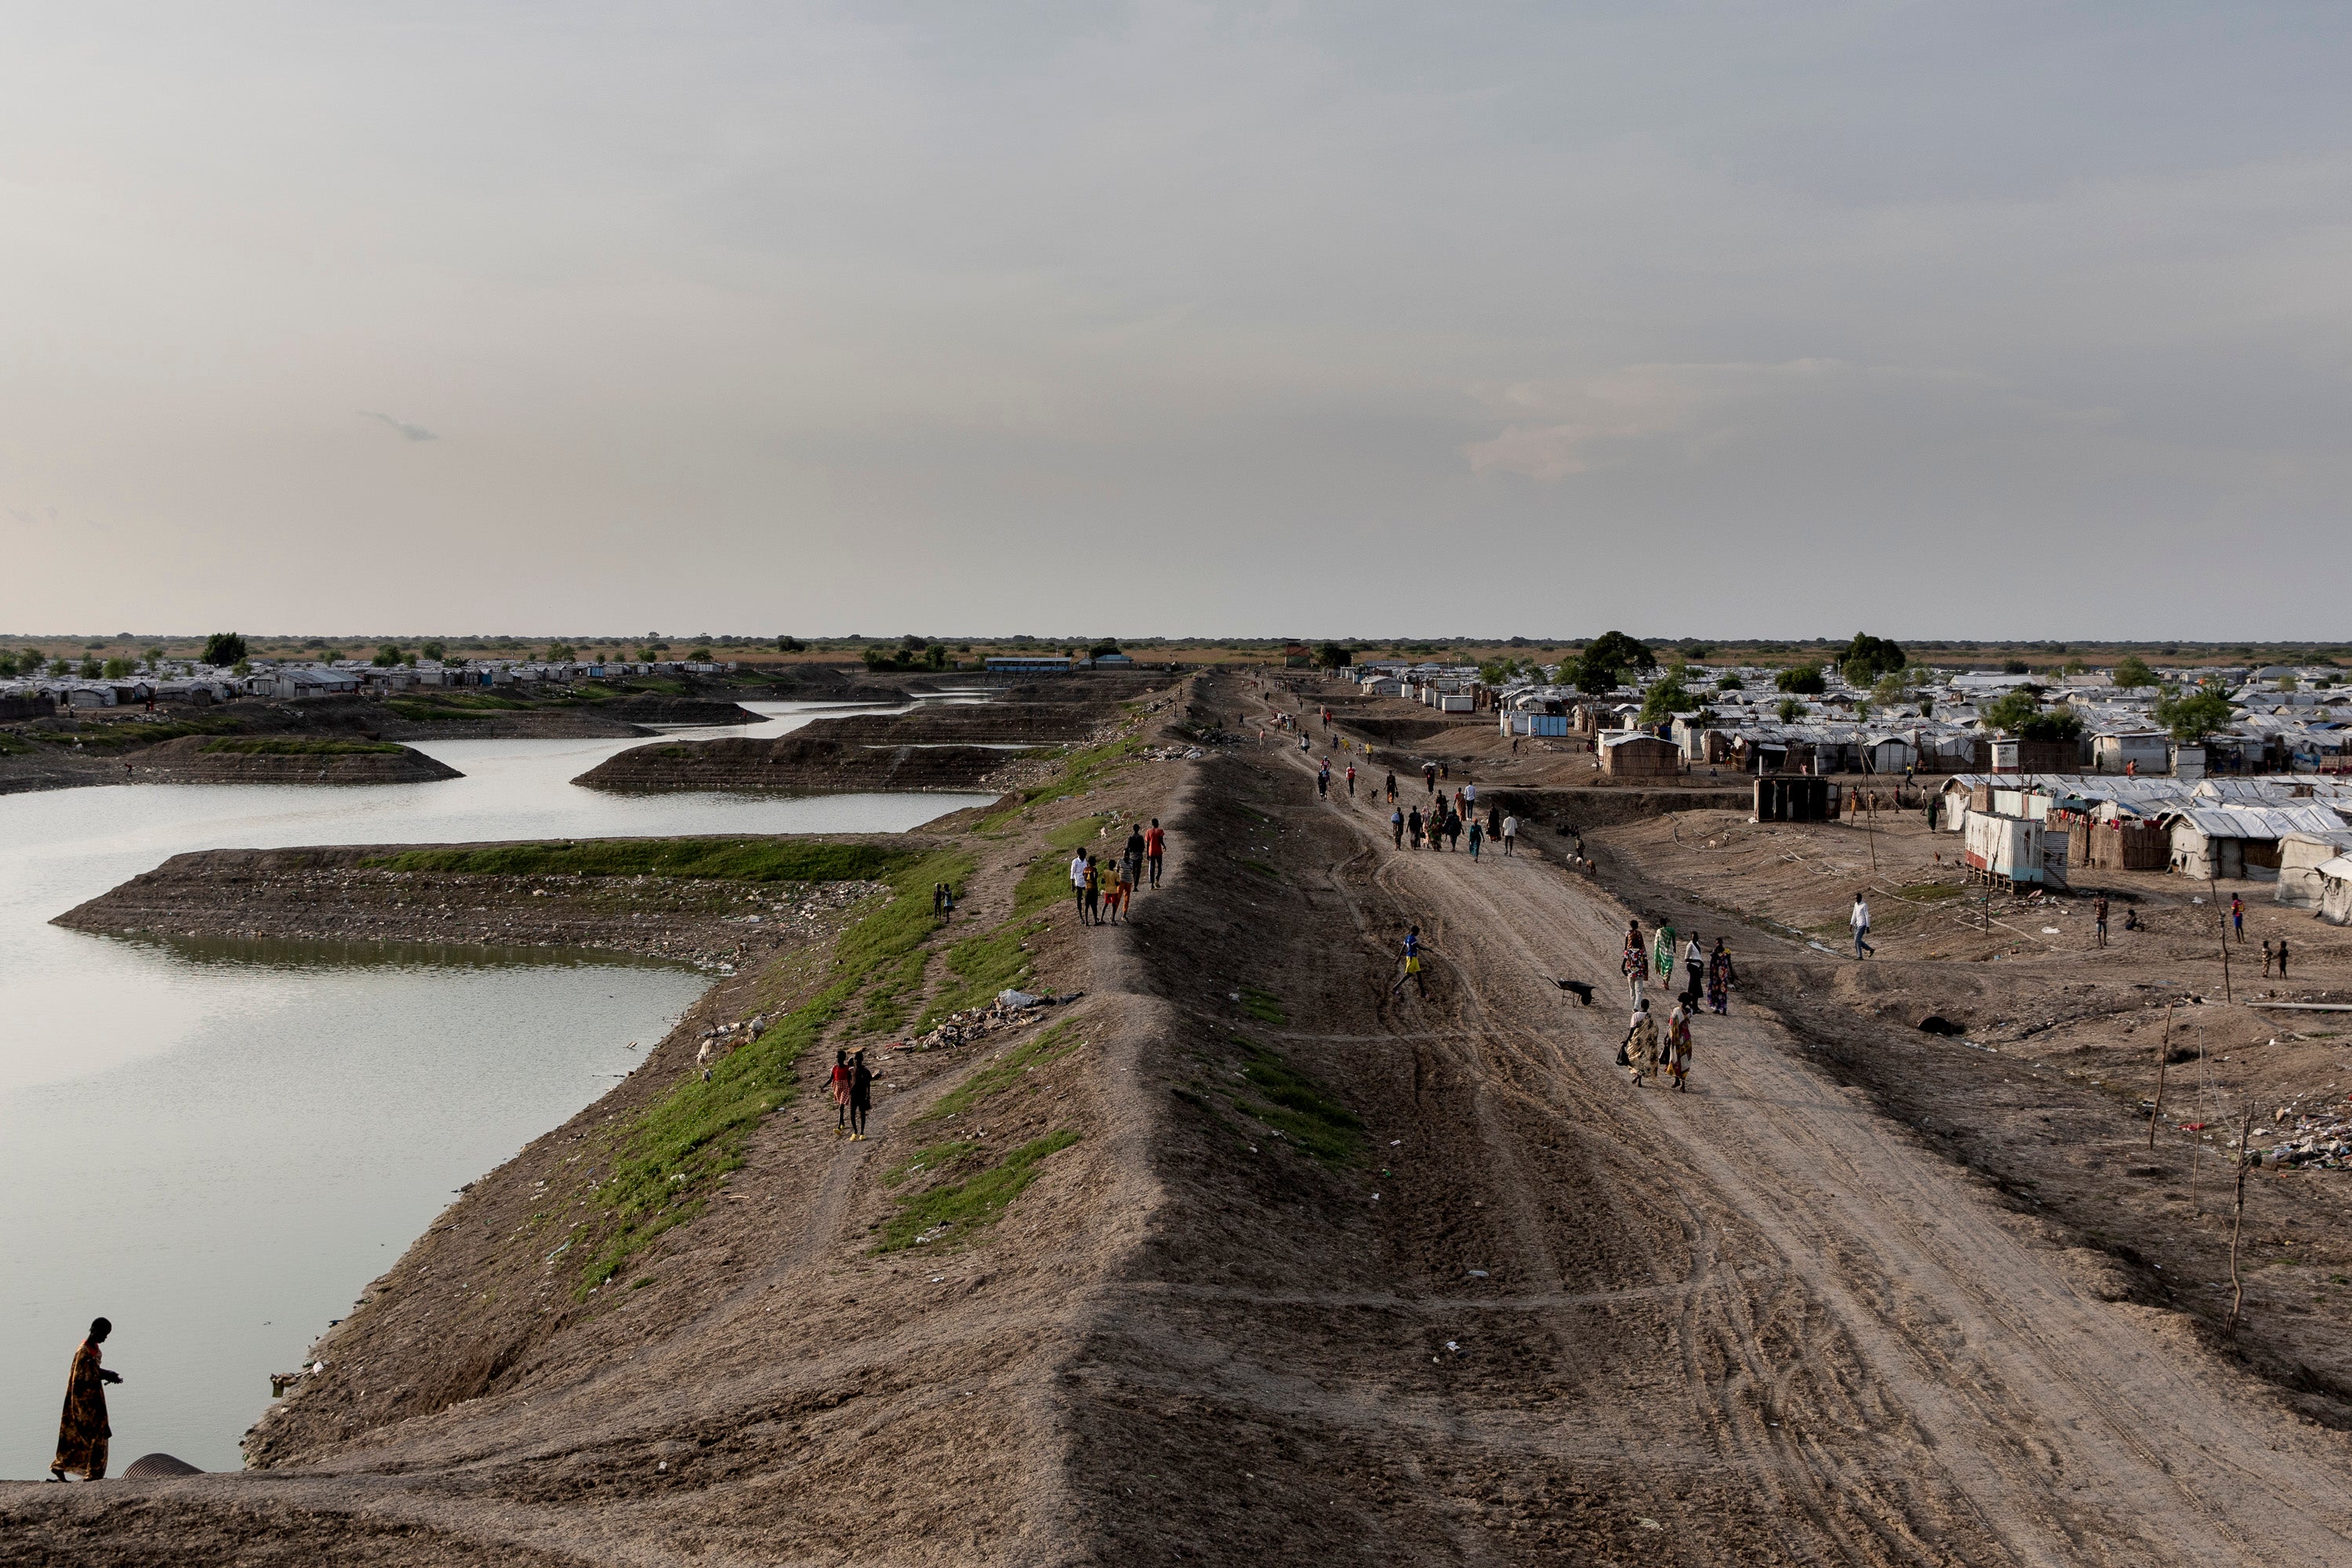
[{"xmin": 5, "ymin": 5, "xmax": 2349, "ymax": 641}]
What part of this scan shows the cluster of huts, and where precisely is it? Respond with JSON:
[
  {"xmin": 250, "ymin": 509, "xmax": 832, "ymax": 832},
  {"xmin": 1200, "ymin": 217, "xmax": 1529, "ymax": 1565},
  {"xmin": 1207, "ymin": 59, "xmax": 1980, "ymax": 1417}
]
[
  {"xmin": 0, "ymin": 656, "xmax": 736, "ymax": 715},
  {"xmin": 1932, "ymin": 772, "xmax": 2352, "ymax": 924}
]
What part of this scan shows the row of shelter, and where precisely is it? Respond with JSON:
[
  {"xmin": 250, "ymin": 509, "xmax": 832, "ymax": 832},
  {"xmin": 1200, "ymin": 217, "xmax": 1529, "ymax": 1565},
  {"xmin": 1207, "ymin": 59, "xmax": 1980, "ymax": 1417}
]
[{"xmin": 1932, "ymin": 772, "xmax": 2352, "ymax": 922}]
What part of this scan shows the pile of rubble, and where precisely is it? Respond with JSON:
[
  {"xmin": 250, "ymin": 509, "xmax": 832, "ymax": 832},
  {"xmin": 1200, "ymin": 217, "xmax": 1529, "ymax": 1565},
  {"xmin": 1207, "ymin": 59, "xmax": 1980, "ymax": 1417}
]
[
  {"xmin": 2252, "ymin": 1095, "xmax": 2352, "ymax": 1170},
  {"xmin": 1138, "ymin": 744, "xmax": 1209, "ymax": 762},
  {"xmin": 898, "ymin": 989, "xmax": 1080, "ymax": 1053}
]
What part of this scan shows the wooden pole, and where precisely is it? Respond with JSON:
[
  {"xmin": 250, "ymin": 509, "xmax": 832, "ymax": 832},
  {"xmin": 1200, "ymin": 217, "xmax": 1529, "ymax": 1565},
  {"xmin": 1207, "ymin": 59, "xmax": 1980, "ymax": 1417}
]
[
  {"xmin": 2227, "ymin": 1102, "xmax": 2256, "ymax": 1335},
  {"xmin": 1865, "ymin": 791, "xmax": 1878, "ymax": 872},
  {"xmin": 2147, "ymin": 999, "xmax": 2175, "ymax": 1148},
  {"xmin": 2212, "ymin": 873, "xmax": 2233, "ymax": 1003}
]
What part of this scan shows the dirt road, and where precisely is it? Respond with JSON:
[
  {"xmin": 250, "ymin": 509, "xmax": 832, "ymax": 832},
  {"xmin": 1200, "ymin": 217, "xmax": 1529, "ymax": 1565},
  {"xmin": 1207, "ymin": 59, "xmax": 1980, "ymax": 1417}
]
[{"xmin": 1250, "ymin": 689, "xmax": 2352, "ymax": 1564}]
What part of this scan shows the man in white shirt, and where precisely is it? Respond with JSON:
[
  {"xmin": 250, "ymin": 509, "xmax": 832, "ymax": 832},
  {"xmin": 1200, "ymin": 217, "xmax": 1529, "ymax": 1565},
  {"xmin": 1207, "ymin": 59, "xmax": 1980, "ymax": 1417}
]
[
  {"xmin": 1501, "ymin": 815, "xmax": 1517, "ymax": 856},
  {"xmin": 1071, "ymin": 851, "xmax": 1091, "ymax": 917},
  {"xmin": 1851, "ymin": 893, "xmax": 1874, "ymax": 959}
]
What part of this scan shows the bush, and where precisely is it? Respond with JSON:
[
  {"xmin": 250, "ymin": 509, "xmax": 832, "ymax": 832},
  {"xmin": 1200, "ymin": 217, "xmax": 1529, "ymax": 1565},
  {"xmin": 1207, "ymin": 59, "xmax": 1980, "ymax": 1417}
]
[
  {"xmin": 372, "ymin": 644, "xmax": 404, "ymax": 667},
  {"xmin": 201, "ymin": 633, "xmax": 247, "ymax": 668},
  {"xmin": 1775, "ymin": 663, "xmax": 1827, "ymax": 695}
]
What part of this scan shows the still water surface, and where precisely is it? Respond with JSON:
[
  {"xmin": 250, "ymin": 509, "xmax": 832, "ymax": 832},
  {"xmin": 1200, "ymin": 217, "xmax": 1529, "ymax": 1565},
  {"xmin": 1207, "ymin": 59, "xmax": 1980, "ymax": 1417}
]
[{"xmin": 0, "ymin": 705, "xmax": 987, "ymax": 1475}]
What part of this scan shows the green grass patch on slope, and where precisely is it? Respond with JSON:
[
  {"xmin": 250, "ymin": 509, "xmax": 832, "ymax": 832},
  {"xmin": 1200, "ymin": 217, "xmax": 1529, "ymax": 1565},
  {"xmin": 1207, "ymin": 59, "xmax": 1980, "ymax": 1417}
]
[
  {"xmin": 1014, "ymin": 817, "xmax": 1115, "ymax": 914},
  {"xmin": 877, "ymin": 1129, "xmax": 1080, "ymax": 1251},
  {"xmin": 1019, "ymin": 735, "xmax": 1142, "ymax": 809},
  {"xmin": 575, "ymin": 847, "xmax": 971, "ymax": 1291},
  {"xmin": 921, "ymin": 1022, "xmax": 1080, "ymax": 1122},
  {"xmin": 201, "ymin": 736, "xmax": 406, "ymax": 757},
  {"xmin": 364, "ymin": 838, "xmax": 908, "ymax": 882},
  {"xmin": 1240, "ymin": 987, "xmax": 1287, "ymax": 1025},
  {"xmin": 884, "ymin": 1139, "xmax": 978, "ymax": 1187},
  {"xmin": 1229, "ymin": 1035, "xmax": 1363, "ymax": 1163}
]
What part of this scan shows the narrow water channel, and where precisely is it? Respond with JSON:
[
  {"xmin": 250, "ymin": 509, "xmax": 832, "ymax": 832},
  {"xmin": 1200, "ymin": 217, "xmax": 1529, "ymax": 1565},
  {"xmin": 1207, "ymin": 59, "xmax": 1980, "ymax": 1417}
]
[{"xmin": 0, "ymin": 704, "xmax": 989, "ymax": 1475}]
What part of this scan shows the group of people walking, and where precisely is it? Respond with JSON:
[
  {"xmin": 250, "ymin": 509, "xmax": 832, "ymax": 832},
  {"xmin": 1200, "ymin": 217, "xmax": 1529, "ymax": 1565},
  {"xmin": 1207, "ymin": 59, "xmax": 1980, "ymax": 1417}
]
[
  {"xmin": 1388, "ymin": 797, "xmax": 1517, "ymax": 860},
  {"xmin": 1618, "ymin": 919, "xmax": 1738, "ymax": 1091},
  {"xmin": 1068, "ymin": 818, "xmax": 1167, "ymax": 926}
]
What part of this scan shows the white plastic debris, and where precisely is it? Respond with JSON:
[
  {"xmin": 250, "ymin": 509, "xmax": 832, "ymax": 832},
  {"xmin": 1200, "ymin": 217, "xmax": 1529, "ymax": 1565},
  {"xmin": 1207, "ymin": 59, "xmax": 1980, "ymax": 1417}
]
[{"xmin": 997, "ymin": 989, "xmax": 1040, "ymax": 1009}]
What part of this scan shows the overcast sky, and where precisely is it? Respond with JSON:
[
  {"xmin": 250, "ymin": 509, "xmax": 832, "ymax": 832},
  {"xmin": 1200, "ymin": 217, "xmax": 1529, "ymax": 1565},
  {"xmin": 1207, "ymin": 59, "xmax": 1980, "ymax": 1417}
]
[{"xmin": 2, "ymin": 3, "xmax": 2347, "ymax": 643}]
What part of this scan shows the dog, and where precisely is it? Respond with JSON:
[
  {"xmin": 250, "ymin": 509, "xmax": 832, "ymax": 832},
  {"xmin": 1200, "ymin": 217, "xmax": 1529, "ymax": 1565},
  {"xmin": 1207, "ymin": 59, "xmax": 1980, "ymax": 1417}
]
[{"xmin": 1550, "ymin": 978, "xmax": 1595, "ymax": 1006}]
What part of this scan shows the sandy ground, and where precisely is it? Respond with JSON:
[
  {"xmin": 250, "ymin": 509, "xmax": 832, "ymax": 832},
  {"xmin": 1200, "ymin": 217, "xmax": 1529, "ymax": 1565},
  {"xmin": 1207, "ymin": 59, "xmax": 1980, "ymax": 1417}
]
[{"xmin": 11, "ymin": 671, "xmax": 2352, "ymax": 1563}]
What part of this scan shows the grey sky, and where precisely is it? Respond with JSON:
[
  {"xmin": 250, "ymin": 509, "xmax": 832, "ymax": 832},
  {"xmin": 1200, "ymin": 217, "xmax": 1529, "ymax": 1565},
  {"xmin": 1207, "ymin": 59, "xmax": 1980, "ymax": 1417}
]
[{"xmin": 2, "ymin": 3, "xmax": 2347, "ymax": 642}]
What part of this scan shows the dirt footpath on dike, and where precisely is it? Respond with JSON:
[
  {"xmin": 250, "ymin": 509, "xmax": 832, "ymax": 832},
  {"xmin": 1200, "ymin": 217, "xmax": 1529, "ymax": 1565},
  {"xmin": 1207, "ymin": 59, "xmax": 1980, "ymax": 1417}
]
[{"xmin": 9, "ymin": 670, "xmax": 2352, "ymax": 1564}]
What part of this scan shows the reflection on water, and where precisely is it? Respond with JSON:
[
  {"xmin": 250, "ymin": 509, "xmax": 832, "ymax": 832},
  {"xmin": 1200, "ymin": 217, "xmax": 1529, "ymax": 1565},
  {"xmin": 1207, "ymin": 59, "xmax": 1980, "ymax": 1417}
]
[{"xmin": 0, "ymin": 702, "xmax": 989, "ymax": 1476}]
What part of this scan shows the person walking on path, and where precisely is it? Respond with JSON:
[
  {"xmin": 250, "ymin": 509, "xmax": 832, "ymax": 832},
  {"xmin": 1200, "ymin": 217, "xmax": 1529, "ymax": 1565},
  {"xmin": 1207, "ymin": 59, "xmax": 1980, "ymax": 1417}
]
[
  {"xmin": 1664, "ymin": 1001, "xmax": 1693, "ymax": 1091},
  {"xmin": 1392, "ymin": 925, "xmax": 1428, "ymax": 998},
  {"xmin": 51, "ymin": 1318, "xmax": 120, "ymax": 1483},
  {"xmin": 1385, "ymin": 771, "xmax": 1397, "ymax": 804},
  {"xmin": 2231, "ymin": 895, "xmax": 2245, "ymax": 943},
  {"xmin": 830, "ymin": 1049, "xmax": 853, "ymax": 1134},
  {"xmin": 1501, "ymin": 813, "xmax": 1517, "ymax": 856},
  {"xmin": 2093, "ymin": 894, "xmax": 2109, "ymax": 948},
  {"xmin": 1346, "ymin": 764, "xmax": 1356, "ymax": 798},
  {"xmin": 1083, "ymin": 857, "xmax": 1103, "ymax": 925},
  {"xmin": 1463, "ymin": 780, "xmax": 1477, "ymax": 814},
  {"xmin": 2278, "ymin": 936, "xmax": 2291, "ymax": 980},
  {"xmin": 1706, "ymin": 939, "xmax": 1737, "ymax": 1015},
  {"xmin": 1423, "ymin": 761, "xmax": 1436, "ymax": 795},
  {"xmin": 1406, "ymin": 806, "xmax": 1424, "ymax": 850},
  {"xmin": 1683, "ymin": 935, "xmax": 1706, "ymax": 1007},
  {"xmin": 1316, "ymin": 761, "xmax": 1330, "ymax": 800},
  {"xmin": 2263, "ymin": 939, "xmax": 2275, "ymax": 978},
  {"xmin": 1486, "ymin": 804, "xmax": 1501, "ymax": 847},
  {"xmin": 848, "ymin": 1050, "xmax": 873, "ymax": 1139},
  {"xmin": 1122, "ymin": 824, "xmax": 1145, "ymax": 895},
  {"xmin": 1850, "ymin": 893, "xmax": 1875, "ymax": 959},
  {"xmin": 1113, "ymin": 857, "xmax": 1137, "ymax": 923},
  {"xmin": 1145, "ymin": 819, "xmax": 1165, "ymax": 887},
  {"xmin": 1391, "ymin": 806, "xmax": 1406, "ymax": 848},
  {"xmin": 1069, "ymin": 849, "xmax": 1091, "ymax": 917},
  {"xmin": 1466, "ymin": 818, "xmax": 1483, "ymax": 859},
  {"xmin": 1622, "ymin": 1000, "xmax": 1660, "ymax": 1087},
  {"xmin": 1622, "ymin": 921, "xmax": 1648, "ymax": 1007},
  {"xmin": 1445, "ymin": 812, "xmax": 1462, "ymax": 853}
]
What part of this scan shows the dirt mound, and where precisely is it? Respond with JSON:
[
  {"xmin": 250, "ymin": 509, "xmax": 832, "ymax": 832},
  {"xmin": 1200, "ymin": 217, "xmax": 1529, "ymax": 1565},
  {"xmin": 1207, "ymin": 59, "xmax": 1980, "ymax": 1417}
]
[
  {"xmin": 127, "ymin": 735, "xmax": 463, "ymax": 786},
  {"xmin": 1490, "ymin": 786, "xmax": 1750, "ymax": 829},
  {"xmin": 573, "ymin": 735, "xmax": 1033, "ymax": 793},
  {"xmin": 804, "ymin": 703, "xmax": 1111, "ymax": 746}
]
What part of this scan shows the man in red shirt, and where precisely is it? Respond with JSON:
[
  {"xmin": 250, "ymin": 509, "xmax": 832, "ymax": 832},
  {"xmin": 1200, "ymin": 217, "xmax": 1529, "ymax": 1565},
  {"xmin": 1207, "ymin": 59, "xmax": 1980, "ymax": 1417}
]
[{"xmin": 1144, "ymin": 819, "xmax": 1166, "ymax": 887}]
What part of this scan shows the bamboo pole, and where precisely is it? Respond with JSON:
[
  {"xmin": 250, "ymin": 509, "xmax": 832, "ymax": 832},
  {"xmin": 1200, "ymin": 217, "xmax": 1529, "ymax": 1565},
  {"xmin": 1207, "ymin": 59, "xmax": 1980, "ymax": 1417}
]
[
  {"xmin": 1865, "ymin": 791, "xmax": 1878, "ymax": 872},
  {"xmin": 2228, "ymin": 1102, "xmax": 2256, "ymax": 1335},
  {"xmin": 2147, "ymin": 999, "xmax": 2176, "ymax": 1149}
]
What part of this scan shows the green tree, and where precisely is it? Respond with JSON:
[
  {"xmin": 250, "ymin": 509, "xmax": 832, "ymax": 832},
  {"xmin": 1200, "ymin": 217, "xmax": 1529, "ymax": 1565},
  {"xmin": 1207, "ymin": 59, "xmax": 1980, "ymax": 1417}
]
[
  {"xmin": 420, "ymin": 641, "xmax": 448, "ymax": 662},
  {"xmin": 1777, "ymin": 697, "xmax": 1804, "ymax": 724},
  {"xmin": 1714, "ymin": 673, "xmax": 1744, "ymax": 691},
  {"xmin": 543, "ymin": 642, "xmax": 577, "ymax": 662},
  {"xmin": 688, "ymin": 645, "xmax": 715, "ymax": 663},
  {"xmin": 2154, "ymin": 683, "xmax": 2234, "ymax": 743},
  {"xmin": 1870, "ymin": 669, "xmax": 1915, "ymax": 707},
  {"xmin": 1578, "ymin": 630, "xmax": 1655, "ymax": 679},
  {"xmin": 2111, "ymin": 654, "xmax": 2157, "ymax": 689},
  {"xmin": 1312, "ymin": 642, "xmax": 1352, "ymax": 670},
  {"xmin": 2002, "ymin": 658, "xmax": 2031, "ymax": 675},
  {"xmin": 201, "ymin": 632, "xmax": 247, "ymax": 668},
  {"xmin": 78, "ymin": 657, "xmax": 102, "ymax": 677},
  {"xmin": 1839, "ymin": 633, "xmax": 1906, "ymax": 685},
  {"xmin": 775, "ymin": 635, "xmax": 805, "ymax": 652},
  {"xmin": 373, "ymin": 643, "xmax": 405, "ymax": 667},
  {"xmin": 1981, "ymin": 689, "xmax": 2041, "ymax": 735},
  {"xmin": 1091, "ymin": 639, "xmax": 1123, "ymax": 659},
  {"xmin": 1638, "ymin": 670, "xmax": 1695, "ymax": 725},
  {"xmin": 48, "ymin": 659, "xmax": 70, "ymax": 677},
  {"xmin": 1775, "ymin": 663, "xmax": 1827, "ymax": 695},
  {"xmin": 100, "ymin": 658, "xmax": 133, "ymax": 679}
]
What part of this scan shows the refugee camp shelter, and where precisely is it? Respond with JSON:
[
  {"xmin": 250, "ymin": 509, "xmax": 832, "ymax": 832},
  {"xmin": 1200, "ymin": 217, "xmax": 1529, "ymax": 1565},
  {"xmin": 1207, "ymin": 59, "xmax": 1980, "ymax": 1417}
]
[
  {"xmin": 2162, "ymin": 804, "xmax": 2352, "ymax": 880},
  {"xmin": 2091, "ymin": 731, "xmax": 2171, "ymax": 774},
  {"xmin": 1755, "ymin": 776, "xmax": 1837, "ymax": 822},
  {"xmin": 2278, "ymin": 830, "xmax": 2352, "ymax": 907},
  {"xmin": 2318, "ymin": 857, "xmax": 2352, "ymax": 926},
  {"xmin": 1599, "ymin": 732, "xmax": 1680, "ymax": 778}
]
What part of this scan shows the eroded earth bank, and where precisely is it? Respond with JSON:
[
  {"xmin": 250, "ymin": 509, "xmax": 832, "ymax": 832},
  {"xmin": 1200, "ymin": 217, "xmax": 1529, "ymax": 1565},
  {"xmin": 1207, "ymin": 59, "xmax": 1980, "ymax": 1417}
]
[{"xmin": 10, "ymin": 671, "xmax": 2352, "ymax": 1565}]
